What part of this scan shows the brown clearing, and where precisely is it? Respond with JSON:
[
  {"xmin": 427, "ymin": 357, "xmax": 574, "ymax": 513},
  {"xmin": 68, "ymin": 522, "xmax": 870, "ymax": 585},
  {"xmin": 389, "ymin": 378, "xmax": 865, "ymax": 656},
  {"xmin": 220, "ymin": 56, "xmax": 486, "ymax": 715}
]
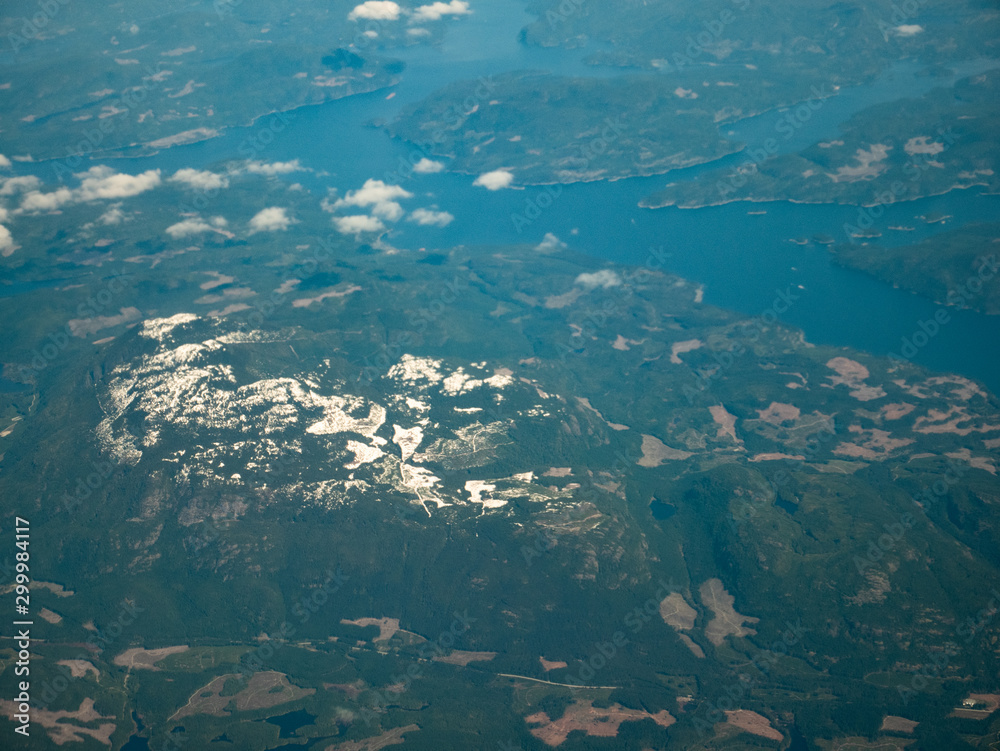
[
  {"xmin": 527, "ymin": 699, "xmax": 675, "ymax": 746},
  {"xmin": 324, "ymin": 723, "xmax": 420, "ymax": 750},
  {"xmin": 880, "ymin": 715, "xmax": 918, "ymax": 733},
  {"xmin": 57, "ymin": 660, "xmax": 99, "ymax": 678},
  {"xmin": 638, "ymin": 434, "xmax": 693, "ymax": 467},
  {"xmin": 114, "ymin": 645, "xmax": 189, "ymax": 670},
  {"xmin": 340, "ymin": 617, "xmax": 401, "ymax": 642},
  {"xmin": 700, "ymin": 578, "xmax": 758, "ymax": 646},
  {"xmin": 432, "ymin": 650, "xmax": 497, "ymax": 666},
  {"xmin": 723, "ymin": 709, "xmax": 783, "ymax": 741},
  {"xmin": 659, "ymin": 592, "xmax": 697, "ymax": 630},
  {"xmin": 0, "ymin": 697, "xmax": 115, "ymax": 746},
  {"xmin": 757, "ymin": 402, "xmax": 801, "ymax": 424},
  {"xmin": 172, "ymin": 671, "xmax": 314, "ymax": 719}
]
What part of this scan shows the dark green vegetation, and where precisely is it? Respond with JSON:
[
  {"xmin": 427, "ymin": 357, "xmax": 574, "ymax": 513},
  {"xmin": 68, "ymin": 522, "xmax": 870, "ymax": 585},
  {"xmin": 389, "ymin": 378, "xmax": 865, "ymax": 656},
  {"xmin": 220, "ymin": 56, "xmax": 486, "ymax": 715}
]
[
  {"xmin": 388, "ymin": 0, "xmax": 1000, "ymax": 185},
  {"xmin": 522, "ymin": 0, "xmax": 997, "ymax": 78},
  {"xmin": 1, "ymin": 170, "xmax": 1000, "ymax": 748},
  {"xmin": 832, "ymin": 223, "xmax": 1000, "ymax": 315},
  {"xmin": 644, "ymin": 69, "xmax": 1000, "ymax": 209},
  {"xmin": 0, "ymin": 0, "xmax": 425, "ymax": 160},
  {"xmin": 388, "ymin": 70, "xmax": 769, "ymax": 183}
]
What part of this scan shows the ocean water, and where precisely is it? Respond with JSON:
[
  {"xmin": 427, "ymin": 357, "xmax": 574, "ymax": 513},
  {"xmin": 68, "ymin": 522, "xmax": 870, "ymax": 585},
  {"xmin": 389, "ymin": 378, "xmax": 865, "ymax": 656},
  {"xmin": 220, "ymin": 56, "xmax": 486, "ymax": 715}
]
[{"xmin": 20, "ymin": 0, "xmax": 1000, "ymax": 392}]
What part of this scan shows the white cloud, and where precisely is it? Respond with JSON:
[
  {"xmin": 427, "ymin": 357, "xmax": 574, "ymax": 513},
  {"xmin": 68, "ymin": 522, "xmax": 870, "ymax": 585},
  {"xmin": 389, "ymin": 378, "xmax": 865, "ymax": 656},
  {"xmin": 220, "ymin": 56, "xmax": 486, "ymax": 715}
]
[
  {"xmin": 408, "ymin": 208, "xmax": 454, "ymax": 227},
  {"xmin": 334, "ymin": 215, "xmax": 386, "ymax": 235},
  {"xmin": 166, "ymin": 218, "xmax": 215, "ymax": 239},
  {"xmin": 535, "ymin": 232, "xmax": 566, "ymax": 252},
  {"xmin": 0, "ymin": 175, "xmax": 41, "ymax": 196},
  {"xmin": 75, "ymin": 166, "xmax": 161, "ymax": 201},
  {"xmin": 411, "ymin": 0, "xmax": 471, "ymax": 23},
  {"xmin": 244, "ymin": 159, "xmax": 305, "ymax": 176},
  {"xmin": 249, "ymin": 206, "xmax": 293, "ymax": 233},
  {"xmin": 575, "ymin": 269, "xmax": 622, "ymax": 289},
  {"xmin": 333, "ymin": 179, "xmax": 412, "ymax": 221},
  {"xmin": 473, "ymin": 169, "xmax": 514, "ymax": 190},
  {"xmin": 0, "ymin": 225, "xmax": 15, "ymax": 255},
  {"xmin": 0, "ymin": 155, "xmax": 11, "ymax": 169},
  {"xmin": 19, "ymin": 187, "xmax": 74, "ymax": 212},
  {"xmin": 170, "ymin": 168, "xmax": 229, "ymax": 190},
  {"xmin": 412, "ymin": 158, "xmax": 444, "ymax": 173},
  {"xmin": 407, "ymin": 27, "xmax": 431, "ymax": 37},
  {"xmin": 894, "ymin": 24, "xmax": 923, "ymax": 36},
  {"xmin": 348, "ymin": 1, "xmax": 401, "ymax": 20},
  {"xmin": 100, "ymin": 204, "xmax": 125, "ymax": 225},
  {"xmin": 16, "ymin": 168, "xmax": 159, "ymax": 212}
]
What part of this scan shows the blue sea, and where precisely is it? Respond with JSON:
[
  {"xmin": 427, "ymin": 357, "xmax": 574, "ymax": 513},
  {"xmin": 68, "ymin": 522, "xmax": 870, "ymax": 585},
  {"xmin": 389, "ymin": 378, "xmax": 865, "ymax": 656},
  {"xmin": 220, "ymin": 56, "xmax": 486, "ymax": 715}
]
[{"xmin": 17, "ymin": 0, "xmax": 1000, "ymax": 392}]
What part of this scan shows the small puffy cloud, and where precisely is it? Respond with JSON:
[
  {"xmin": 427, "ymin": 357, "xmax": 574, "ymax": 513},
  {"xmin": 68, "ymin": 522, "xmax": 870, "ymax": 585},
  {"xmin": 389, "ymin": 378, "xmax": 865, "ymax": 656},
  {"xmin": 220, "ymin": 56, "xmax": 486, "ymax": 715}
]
[
  {"xmin": 166, "ymin": 218, "xmax": 215, "ymax": 239},
  {"xmin": 894, "ymin": 24, "xmax": 923, "ymax": 36},
  {"xmin": 100, "ymin": 204, "xmax": 125, "ymax": 225},
  {"xmin": 244, "ymin": 159, "xmax": 305, "ymax": 176},
  {"xmin": 249, "ymin": 207, "xmax": 294, "ymax": 233},
  {"xmin": 412, "ymin": 157, "xmax": 444, "ymax": 173},
  {"xmin": 170, "ymin": 168, "xmax": 229, "ymax": 190},
  {"xmin": 473, "ymin": 169, "xmax": 514, "ymax": 190},
  {"xmin": 0, "ymin": 225, "xmax": 16, "ymax": 255},
  {"xmin": 19, "ymin": 187, "xmax": 74, "ymax": 212},
  {"xmin": 575, "ymin": 269, "xmax": 622, "ymax": 289},
  {"xmin": 374, "ymin": 201, "xmax": 404, "ymax": 221},
  {"xmin": 0, "ymin": 175, "xmax": 41, "ymax": 196},
  {"xmin": 408, "ymin": 208, "xmax": 454, "ymax": 227},
  {"xmin": 411, "ymin": 0, "xmax": 471, "ymax": 22},
  {"xmin": 75, "ymin": 166, "xmax": 161, "ymax": 201},
  {"xmin": 348, "ymin": 1, "xmax": 401, "ymax": 20},
  {"xmin": 535, "ymin": 232, "xmax": 566, "ymax": 252},
  {"xmin": 334, "ymin": 179, "xmax": 412, "ymax": 221},
  {"xmin": 407, "ymin": 27, "xmax": 431, "ymax": 37},
  {"xmin": 334, "ymin": 215, "xmax": 386, "ymax": 235},
  {"xmin": 0, "ymin": 155, "xmax": 11, "ymax": 168}
]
